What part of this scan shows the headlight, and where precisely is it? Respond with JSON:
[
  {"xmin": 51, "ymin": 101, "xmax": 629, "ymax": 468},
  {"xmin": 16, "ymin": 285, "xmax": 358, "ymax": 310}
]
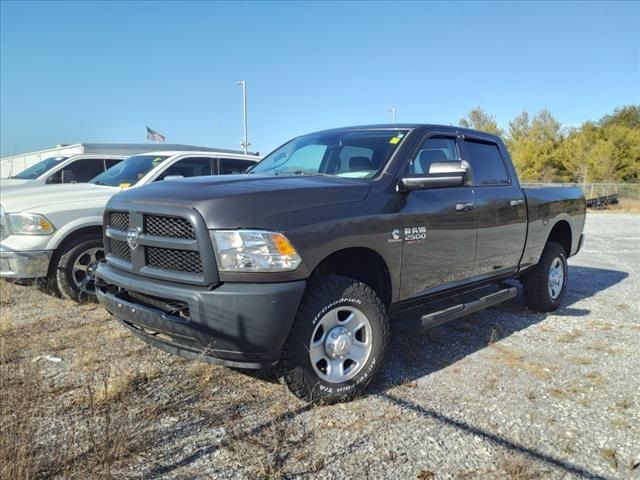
[
  {"xmin": 211, "ymin": 230, "xmax": 302, "ymax": 272},
  {"xmin": 8, "ymin": 213, "xmax": 56, "ymax": 235}
]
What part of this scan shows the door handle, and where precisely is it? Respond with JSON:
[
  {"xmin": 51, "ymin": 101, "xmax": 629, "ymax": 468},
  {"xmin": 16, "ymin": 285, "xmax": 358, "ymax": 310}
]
[
  {"xmin": 510, "ymin": 199, "xmax": 524, "ymax": 207},
  {"xmin": 455, "ymin": 202, "xmax": 474, "ymax": 212}
]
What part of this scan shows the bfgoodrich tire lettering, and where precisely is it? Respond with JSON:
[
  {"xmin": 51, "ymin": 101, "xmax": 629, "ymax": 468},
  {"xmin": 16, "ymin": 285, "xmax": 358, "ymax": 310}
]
[
  {"xmin": 522, "ymin": 241, "xmax": 568, "ymax": 312},
  {"xmin": 282, "ymin": 274, "xmax": 389, "ymax": 403}
]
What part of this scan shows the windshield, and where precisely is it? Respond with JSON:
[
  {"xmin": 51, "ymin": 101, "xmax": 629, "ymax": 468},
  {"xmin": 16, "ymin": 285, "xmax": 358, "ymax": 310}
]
[
  {"xmin": 91, "ymin": 155, "xmax": 169, "ymax": 187},
  {"xmin": 250, "ymin": 129, "xmax": 409, "ymax": 179},
  {"xmin": 13, "ymin": 156, "xmax": 68, "ymax": 179}
]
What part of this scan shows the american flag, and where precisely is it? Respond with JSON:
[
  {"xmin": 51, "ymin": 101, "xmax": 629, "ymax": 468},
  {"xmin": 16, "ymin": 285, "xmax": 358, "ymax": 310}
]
[{"xmin": 146, "ymin": 126, "xmax": 166, "ymax": 142}]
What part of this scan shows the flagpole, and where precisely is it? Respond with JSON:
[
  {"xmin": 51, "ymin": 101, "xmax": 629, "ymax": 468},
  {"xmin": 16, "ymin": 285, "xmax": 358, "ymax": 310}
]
[{"xmin": 236, "ymin": 80, "xmax": 248, "ymax": 154}]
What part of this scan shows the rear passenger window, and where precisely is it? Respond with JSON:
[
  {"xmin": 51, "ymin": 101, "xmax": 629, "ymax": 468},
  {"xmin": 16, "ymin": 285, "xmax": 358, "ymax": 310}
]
[
  {"xmin": 464, "ymin": 140, "xmax": 510, "ymax": 186},
  {"xmin": 407, "ymin": 137, "xmax": 458, "ymax": 175},
  {"xmin": 219, "ymin": 158, "xmax": 254, "ymax": 174}
]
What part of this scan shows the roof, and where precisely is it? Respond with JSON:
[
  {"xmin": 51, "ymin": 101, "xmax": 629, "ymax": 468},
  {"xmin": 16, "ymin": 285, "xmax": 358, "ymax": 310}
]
[
  {"xmin": 1, "ymin": 143, "xmax": 259, "ymax": 161},
  {"xmin": 133, "ymin": 150, "xmax": 260, "ymax": 158},
  {"xmin": 308, "ymin": 124, "xmax": 503, "ymax": 139}
]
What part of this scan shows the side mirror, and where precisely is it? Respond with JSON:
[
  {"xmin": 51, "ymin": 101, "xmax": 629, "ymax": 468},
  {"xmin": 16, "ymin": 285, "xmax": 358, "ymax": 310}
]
[{"xmin": 397, "ymin": 161, "xmax": 467, "ymax": 192}]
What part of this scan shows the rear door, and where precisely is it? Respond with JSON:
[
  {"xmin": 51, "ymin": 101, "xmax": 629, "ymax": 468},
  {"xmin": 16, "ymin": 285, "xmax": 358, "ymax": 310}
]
[
  {"xmin": 398, "ymin": 134, "xmax": 477, "ymax": 298},
  {"xmin": 461, "ymin": 137, "xmax": 526, "ymax": 277}
]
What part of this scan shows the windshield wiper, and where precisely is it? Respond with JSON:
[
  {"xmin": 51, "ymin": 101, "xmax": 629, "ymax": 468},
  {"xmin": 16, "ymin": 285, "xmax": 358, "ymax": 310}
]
[{"xmin": 292, "ymin": 170, "xmax": 332, "ymax": 177}]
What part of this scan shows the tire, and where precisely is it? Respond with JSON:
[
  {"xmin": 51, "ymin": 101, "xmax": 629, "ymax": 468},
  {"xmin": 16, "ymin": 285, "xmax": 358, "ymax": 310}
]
[
  {"xmin": 522, "ymin": 242, "xmax": 568, "ymax": 312},
  {"xmin": 282, "ymin": 274, "xmax": 390, "ymax": 403},
  {"xmin": 53, "ymin": 234, "xmax": 105, "ymax": 303}
]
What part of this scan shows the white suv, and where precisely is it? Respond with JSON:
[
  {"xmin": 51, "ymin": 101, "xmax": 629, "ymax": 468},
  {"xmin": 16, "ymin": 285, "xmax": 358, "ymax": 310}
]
[{"xmin": 0, "ymin": 150, "xmax": 259, "ymax": 301}]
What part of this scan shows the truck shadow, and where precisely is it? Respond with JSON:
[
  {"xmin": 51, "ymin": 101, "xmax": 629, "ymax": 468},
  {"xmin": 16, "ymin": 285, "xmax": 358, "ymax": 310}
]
[
  {"xmin": 142, "ymin": 265, "xmax": 626, "ymax": 479},
  {"xmin": 374, "ymin": 264, "xmax": 628, "ymax": 391}
]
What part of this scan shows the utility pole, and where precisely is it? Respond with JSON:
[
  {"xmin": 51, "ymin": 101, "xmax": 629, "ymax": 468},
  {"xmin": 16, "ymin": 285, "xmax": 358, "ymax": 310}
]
[
  {"xmin": 236, "ymin": 80, "xmax": 249, "ymax": 154},
  {"xmin": 387, "ymin": 107, "xmax": 397, "ymax": 123}
]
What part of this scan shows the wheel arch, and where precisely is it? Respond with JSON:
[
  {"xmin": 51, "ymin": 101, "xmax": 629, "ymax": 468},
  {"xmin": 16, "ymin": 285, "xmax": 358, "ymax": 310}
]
[
  {"xmin": 311, "ymin": 247, "xmax": 393, "ymax": 309},
  {"xmin": 47, "ymin": 225, "xmax": 103, "ymax": 276},
  {"xmin": 547, "ymin": 220, "xmax": 572, "ymax": 256}
]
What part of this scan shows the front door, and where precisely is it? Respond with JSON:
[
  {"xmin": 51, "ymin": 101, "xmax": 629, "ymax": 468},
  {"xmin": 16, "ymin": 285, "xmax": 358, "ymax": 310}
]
[{"xmin": 398, "ymin": 135, "xmax": 477, "ymax": 299}]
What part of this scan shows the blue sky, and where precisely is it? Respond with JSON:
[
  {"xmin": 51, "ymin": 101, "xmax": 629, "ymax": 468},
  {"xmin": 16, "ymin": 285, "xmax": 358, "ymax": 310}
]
[{"xmin": 1, "ymin": 0, "xmax": 638, "ymax": 156}]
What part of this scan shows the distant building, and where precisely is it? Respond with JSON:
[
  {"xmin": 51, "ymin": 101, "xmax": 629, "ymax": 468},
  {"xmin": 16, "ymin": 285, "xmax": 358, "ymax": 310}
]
[{"xmin": 0, "ymin": 143, "xmax": 249, "ymax": 178}]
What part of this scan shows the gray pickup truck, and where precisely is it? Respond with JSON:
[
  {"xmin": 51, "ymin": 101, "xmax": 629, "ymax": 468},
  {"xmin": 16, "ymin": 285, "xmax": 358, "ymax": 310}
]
[{"xmin": 95, "ymin": 125, "xmax": 585, "ymax": 403}]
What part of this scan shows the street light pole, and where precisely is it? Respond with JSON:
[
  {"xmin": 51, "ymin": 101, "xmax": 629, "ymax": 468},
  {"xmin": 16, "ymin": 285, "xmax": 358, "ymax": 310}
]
[
  {"xmin": 387, "ymin": 106, "xmax": 397, "ymax": 123},
  {"xmin": 236, "ymin": 80, "xmax": 249, "ymax": 154}
]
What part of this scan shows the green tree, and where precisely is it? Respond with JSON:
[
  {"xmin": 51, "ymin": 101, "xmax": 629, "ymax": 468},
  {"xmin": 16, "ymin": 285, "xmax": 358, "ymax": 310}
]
[
  {"xmin": 599, "ymin": 105, "xmax": 640, "ymax": 129},
  {"xmin": 507, "ymin": 109, "xmax": 565, "ymax": 181},
  {"xmin": 459, "ymin": 107, "xmax": 504, "ymax": 136},
  {"xmin": 557, "ymin": 107, "xmax": 640, "ymax": 183}
]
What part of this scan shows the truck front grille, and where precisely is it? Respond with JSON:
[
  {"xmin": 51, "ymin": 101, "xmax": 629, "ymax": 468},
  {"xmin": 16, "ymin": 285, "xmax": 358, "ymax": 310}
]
[
  {"xmin": 0, "ymin": 207, "xmax": 8, "ymax": 241},
  {"xmin": 111, "ymin": 239, "xmax": 131, "ymax": 261},
  {"xmin": 109, "ymin": 211, "xmax": 129, "ymax": 231},
  {"xmin": 105, "ymin": 209, "xmax": 213, "ymax": 283},
  {"xmin": 146, "ymin": 247, "xmax": 203, "ymax": 273},
  {"xmin": 145, "ymin": 215, "xmax": 195, "ymax": 239}
]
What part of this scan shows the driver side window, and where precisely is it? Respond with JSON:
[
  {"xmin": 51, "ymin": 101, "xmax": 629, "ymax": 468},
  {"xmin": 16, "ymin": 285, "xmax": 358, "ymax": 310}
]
[
  {"xmin": 407, "ymin": 137, "xmax": 458, "ymax": 175},
  {"xmin": 155, "ymin": 157, "xmax": 213, "ymax": 181}
]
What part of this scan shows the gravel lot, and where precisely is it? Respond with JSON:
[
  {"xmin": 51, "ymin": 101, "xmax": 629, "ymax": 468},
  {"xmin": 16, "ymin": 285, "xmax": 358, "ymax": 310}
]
[{"xmin": 1, "ymin": 212, "xmax": 639, "ymax": 480}]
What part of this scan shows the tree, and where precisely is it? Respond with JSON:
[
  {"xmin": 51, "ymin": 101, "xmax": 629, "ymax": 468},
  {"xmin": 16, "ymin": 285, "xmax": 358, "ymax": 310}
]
[
  {"xmin": 599, "ymin": 105, "xmax": 640, "ymax": 129},
  {"xmin": 507, "ymin": 109, "xmax": 564, "ymax": 181},
  {"xmin": 459, "ymin": 107, "xmax": 504, "ymax": 136}
]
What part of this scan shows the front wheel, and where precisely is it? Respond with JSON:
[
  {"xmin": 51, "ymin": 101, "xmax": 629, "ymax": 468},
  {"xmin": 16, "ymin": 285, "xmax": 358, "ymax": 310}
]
[
  {"xmin": 522, "ymin": 241, "xmax": 568, "ymax": 312},
  {"xmin": 54, "ymin": 234, "xmax": 104, "ymax": 303},
  {"xmin": 282, "ymin": 274, "xmax": 389, "ymax": 403}
]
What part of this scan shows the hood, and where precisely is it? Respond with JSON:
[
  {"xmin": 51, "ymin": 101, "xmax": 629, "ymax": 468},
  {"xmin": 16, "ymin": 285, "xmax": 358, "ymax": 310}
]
[
  {"xmin": 109, "ymin": 174, "xmax": 371, "ymax": 228},
  {"xmin": 0, "ymin": 178, "xmax": 33, "ymax": 189},
  {"xmin": 0, "ymin": 183, "xmax": 119, "ymax": 213}
]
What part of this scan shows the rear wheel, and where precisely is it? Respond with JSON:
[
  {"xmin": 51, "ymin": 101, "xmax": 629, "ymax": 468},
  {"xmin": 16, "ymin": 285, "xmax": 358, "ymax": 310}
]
[
  {"xmin": 522, "ymin": 241, "xmax": 568, "ymax": 312},
  {"xmin": 282, "ymin": 274, "xmax": 389, "ymax": 403},
  {"xmin": 54, "ymin": 234, "xmax": 104, "ymax": 303}
]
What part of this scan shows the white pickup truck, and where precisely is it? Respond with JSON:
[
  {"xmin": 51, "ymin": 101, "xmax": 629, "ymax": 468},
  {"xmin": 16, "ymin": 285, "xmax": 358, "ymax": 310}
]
[
  {"xmin": 1, "ymin": 154, "xmax": 126, "ymax": 191},
  {"xmin": 0, "ymin": 150, "xmax": 259, "ymax": 301}
]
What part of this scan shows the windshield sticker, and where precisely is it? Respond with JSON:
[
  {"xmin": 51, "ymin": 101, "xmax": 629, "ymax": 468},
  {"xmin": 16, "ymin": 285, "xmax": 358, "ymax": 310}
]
[
  {"xmin": 119, "ymin": 183, "xmax": 131, "ymax": 188},
  {"xmin": 152, "ymin": 157, "xmax": 164, "ymax": 167},
  {"xmin": 389, "ymin": 137, "xmax": 401, "ymax": 145}
]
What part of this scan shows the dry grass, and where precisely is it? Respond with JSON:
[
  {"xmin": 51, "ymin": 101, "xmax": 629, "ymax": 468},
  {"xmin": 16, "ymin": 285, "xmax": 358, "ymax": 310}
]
[
  {"xmin": 487, "ymin": 344, "xmax": 555, "ymax": 381},
  {"xmin": 556, "ymin": 329, "xmax": 584, "ymax": 343},
  {"xmin": 0, "ymin": 281, "xmax": 170, "ymax": 479},
  {"xmin": 601, "ymin": 448, "xmax": 619, "ymax": 469},
  {"xmin": 603, "ymin": 198, "xmax": 640, "ymax": 212}
]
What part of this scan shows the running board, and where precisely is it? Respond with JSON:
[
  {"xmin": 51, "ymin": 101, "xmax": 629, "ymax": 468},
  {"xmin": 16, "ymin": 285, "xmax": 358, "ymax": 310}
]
[{"xmin": 396, "ymin": 287, "xmax": 517, "ymax": 334}]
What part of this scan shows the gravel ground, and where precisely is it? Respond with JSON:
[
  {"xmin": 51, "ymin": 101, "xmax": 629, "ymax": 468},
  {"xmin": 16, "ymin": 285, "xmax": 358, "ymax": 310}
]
[{"xmin": 1, "ymin": 212, "xmax": 639, "ymax": 480}]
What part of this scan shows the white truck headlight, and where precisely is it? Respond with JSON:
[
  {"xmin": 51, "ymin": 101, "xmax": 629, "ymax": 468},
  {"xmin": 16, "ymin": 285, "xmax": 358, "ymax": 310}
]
[
  {"xmin": 211, "ymin": 230, "xmax": 302, "ymax": 272},
  {"xmin": 8, "ymin": 213, "xmax": 56, "ymax": 235}
]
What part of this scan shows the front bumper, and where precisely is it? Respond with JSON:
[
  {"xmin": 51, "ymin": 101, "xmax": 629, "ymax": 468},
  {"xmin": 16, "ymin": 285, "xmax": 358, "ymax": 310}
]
[
  {"xmin": 0, "ymin": 248, "xmax": 52, "ymax": 279},
  {"xmin": 96, "ymin": 262, "xmax": 307, "ymax": 369}
]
